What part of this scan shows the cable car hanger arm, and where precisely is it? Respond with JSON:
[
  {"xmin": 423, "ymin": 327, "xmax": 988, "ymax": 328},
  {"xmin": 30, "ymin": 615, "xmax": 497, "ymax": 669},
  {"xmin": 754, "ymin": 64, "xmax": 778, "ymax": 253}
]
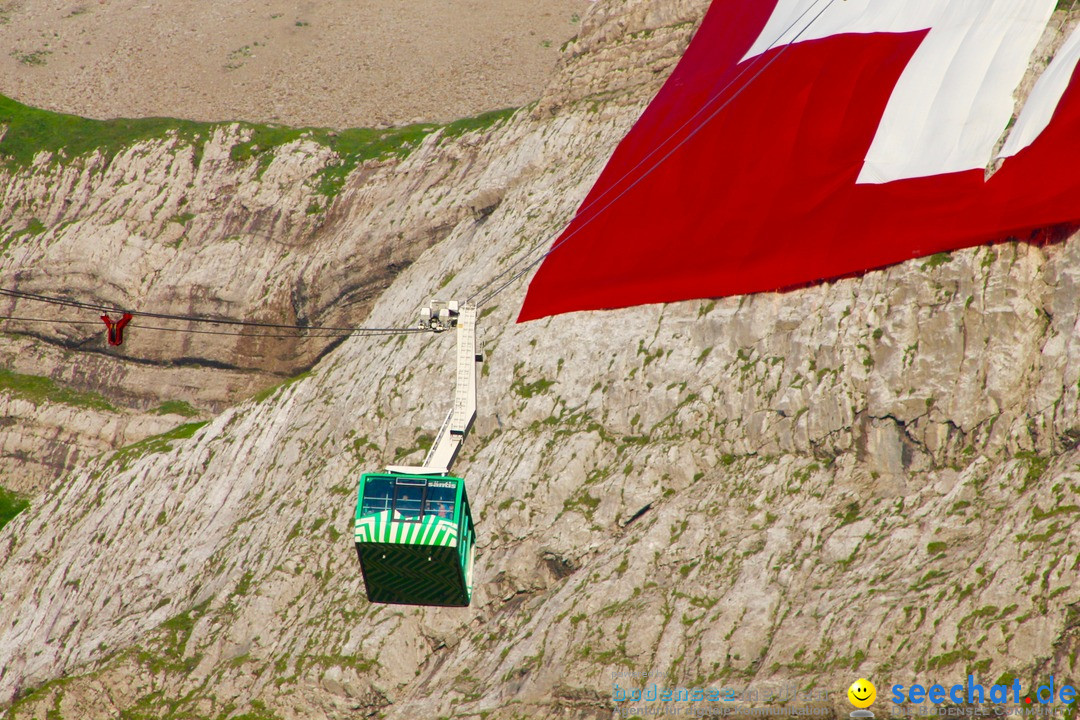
[{"xmin": 387, "ymin": 300, "xmax": 480, "ymax": 476}]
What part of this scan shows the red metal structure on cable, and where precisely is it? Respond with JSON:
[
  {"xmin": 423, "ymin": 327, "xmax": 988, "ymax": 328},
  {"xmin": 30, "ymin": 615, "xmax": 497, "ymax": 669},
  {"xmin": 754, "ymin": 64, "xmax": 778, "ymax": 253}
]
[{"xmin": 101, "ymin": 313, "xmax": 133, "ymax": 346}]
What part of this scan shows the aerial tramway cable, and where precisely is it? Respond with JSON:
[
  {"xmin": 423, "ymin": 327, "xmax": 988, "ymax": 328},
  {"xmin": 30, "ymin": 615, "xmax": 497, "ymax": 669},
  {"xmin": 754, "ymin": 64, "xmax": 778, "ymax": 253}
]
[
  {"xmin": 0, "ymin": 288, "xmax": 422, "ymax": 334},
  {"xmin": 0, "ymin": 287, "xmax": 429, "ymax": 346},
  {"xmin": 0, "ymin": 313, "xmax": 427, "ymax": 340}
]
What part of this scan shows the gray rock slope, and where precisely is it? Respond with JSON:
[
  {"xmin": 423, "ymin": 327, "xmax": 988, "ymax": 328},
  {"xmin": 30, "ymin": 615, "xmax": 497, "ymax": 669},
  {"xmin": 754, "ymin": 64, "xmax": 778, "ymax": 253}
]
[{"xmin": 3, "ymin": 0, "xmax": 1080, "ymax": 718}]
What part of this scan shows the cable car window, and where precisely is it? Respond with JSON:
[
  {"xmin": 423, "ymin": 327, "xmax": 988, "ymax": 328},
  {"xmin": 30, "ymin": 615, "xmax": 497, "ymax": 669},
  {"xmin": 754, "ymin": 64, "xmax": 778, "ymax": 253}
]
[
  {"xmin": 360, "ymin": 477, "xmax": 394, "ymax": 517},
  {"xmin": 424, "ymin": 485, "xmax": 456, "ymax": 520},
  {"xmin": 393, "ymin": 484, "xmax": 425, "ymax": 521}
]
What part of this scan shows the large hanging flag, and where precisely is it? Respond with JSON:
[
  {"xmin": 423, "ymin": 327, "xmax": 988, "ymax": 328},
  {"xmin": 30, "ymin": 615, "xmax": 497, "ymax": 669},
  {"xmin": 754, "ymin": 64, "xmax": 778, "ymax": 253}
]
[{"xmin": 518, "ymin": 0, "xmax": 1080, "ymax": 322}]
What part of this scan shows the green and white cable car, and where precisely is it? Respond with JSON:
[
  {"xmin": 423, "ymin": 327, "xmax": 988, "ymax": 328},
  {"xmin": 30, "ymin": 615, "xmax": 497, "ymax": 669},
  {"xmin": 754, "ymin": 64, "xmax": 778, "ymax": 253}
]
[
  {"xmin": 355, "ymin": 473, "xmax": 475, "ymax": 606},
  {"xmin": 355, "ymin": 301, "xmax": 481, "ymax": 607}
]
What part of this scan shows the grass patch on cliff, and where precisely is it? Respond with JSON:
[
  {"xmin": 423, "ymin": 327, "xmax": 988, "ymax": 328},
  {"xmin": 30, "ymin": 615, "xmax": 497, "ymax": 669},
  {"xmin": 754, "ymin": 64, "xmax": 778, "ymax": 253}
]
[
  {"xmin": 511, "ymin": 376, "xmax": 555, "ymax": 399},
  {"xmin": 562, "ymin": 488, "xmax": 601, "ymax": 521},
  {"xmin": 306, "ymin": 653, "xmax": 378, "ymax": 673},
  {"xmin": 1, "ymin": 217, "xmax": 48, "ymax": 254},
  {"xmin": 0, "ymin": 368, "xmax": 115, "ymax": 411},
  {"xmin": 152, "ymin": 399, "xmax": 200, "ymax": 418},
  {"xmin": 0, "ymin": 93, "xmax": 517, "ymax": 204},
  {"xmin": 134, "ymin": 600, "xmax": 210, "ymax": 675},
  {"xmin": 0, "ymin": 485, "xmax": 29, "ymax": 531},
  {"xmin": 441, "ymin": 106, "xmax": 516, "ymax": 139},
  {"xmin": 1015, "ymin": 450, "xmax": 1050, "ymax": 491},
  {"xmin": 252, "ymin": 369, "xmax": 312, "ymax": 403},
  {"xmin": 230, "ymin": 109, "xmax": 515, "ymax": 200},
  {"xmin": 310, "ymin": 123, "xmax": 438, "ymax": 198},
  {"xmin": 106, "ymin": 420, "xmax": 208, "ymax": 471},
  {"xmin": 0, "ymin": 93, "xmax": 212, "ymax": 168}
]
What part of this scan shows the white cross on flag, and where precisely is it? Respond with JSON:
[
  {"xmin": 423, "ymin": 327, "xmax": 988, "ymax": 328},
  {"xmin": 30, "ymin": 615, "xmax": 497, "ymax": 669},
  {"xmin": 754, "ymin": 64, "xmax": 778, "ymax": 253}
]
[{"xmin": 519, "ymin": 0, "xmax": 1080, "ymax": 321}]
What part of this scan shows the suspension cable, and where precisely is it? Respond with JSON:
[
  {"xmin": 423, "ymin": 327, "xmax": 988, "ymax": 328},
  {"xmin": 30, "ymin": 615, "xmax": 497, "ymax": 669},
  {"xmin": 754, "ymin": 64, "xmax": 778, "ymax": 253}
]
[{"xmin": 0, "ymin": 288, "xmax": 425, "ymax": 335}]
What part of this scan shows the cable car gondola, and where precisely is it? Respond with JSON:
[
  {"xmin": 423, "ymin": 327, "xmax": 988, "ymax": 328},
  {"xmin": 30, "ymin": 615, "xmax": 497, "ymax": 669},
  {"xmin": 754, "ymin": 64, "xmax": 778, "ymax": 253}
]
[
  {"xmin": 355, "ymin": 472, "xmax": 475, "ymax": 606},
  {"xmin": 354, "ymin": 301, "xmax": 481, "ymax": 607}
]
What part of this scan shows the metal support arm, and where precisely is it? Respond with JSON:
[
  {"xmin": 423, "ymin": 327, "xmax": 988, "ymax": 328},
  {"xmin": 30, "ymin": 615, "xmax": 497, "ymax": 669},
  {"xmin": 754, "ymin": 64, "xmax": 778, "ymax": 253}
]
[{"xmin": 387, "ymin": 300, "xmax": 479, "ymax": 476}]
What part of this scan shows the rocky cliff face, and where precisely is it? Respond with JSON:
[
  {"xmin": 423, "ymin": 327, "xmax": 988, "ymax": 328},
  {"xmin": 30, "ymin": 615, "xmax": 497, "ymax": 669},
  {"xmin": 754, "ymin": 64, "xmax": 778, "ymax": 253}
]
[
  {"xmin": 0, "ymin": 103, "xmax": 527, "ymax": 489},
  {"xmin": 2, "ymin": 1, "xmax": 1080, "ymax": 719}
]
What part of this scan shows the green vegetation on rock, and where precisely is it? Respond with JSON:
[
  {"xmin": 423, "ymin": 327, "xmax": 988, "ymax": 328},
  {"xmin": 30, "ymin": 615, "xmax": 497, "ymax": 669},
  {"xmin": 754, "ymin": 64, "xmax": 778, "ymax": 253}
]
[
  {"xmin": 441, "ymin": 107, "xmax": 516, "ymax": 139},
  {"xmin": 230, "ymin": 106, "xmax": 515, "ymax": 200},
  {"xmin": 152, "ymin": 400, "xmax": 200, "ymax": 418},
  {"xmin": 0, "ymin": 93, "xmax": 213, "ymax": 169},
  {"xmin": 1, "ymin": 217, "xmax": 48, "ymax": 254},
  {"xmin": 106, "ymin": 421, "xmax": 209, "ymax": 471},
  {"xmin": 921, "ymin": 252, "xmax": 953, "ymax": 270},
  {"xmin": 0, "ymin": 94, "xmax": 517, "ymax": 204},
  {"xmin": 135, "ymin": 601, "xmax": 209, "ymax": 674},
  {"xmin": 0, "ymin": 485, "xmax": 28, "ymax": 531},
  {"xmin": 0, "ymin": 368, "xmax": 115, "ymax": 411},
  {"xmin": 252, "ymin": 369, "xmax": 312, "ymax": 403}
]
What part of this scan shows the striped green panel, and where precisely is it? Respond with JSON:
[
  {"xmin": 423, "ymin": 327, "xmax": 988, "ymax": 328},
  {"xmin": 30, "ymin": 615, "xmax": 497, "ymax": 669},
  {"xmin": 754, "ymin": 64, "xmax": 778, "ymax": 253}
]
[{"xmin": 354, "ymin": 510, "xmax": 459, "ymax": 547}]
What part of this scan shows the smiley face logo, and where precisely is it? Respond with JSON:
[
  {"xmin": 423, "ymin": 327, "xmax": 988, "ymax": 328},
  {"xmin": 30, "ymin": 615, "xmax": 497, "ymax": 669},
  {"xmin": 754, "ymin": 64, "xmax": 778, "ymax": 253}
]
[{"xmin": 848, "ymin": 678, "xmax": 876, "ymax": 709}]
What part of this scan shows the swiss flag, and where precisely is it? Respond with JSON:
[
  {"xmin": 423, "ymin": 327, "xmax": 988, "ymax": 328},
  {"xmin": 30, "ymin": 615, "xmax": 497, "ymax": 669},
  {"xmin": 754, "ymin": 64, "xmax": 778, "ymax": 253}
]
[{"xmin": 518, "ymin": 0, "xmax": 1080, "ymax": 322}]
